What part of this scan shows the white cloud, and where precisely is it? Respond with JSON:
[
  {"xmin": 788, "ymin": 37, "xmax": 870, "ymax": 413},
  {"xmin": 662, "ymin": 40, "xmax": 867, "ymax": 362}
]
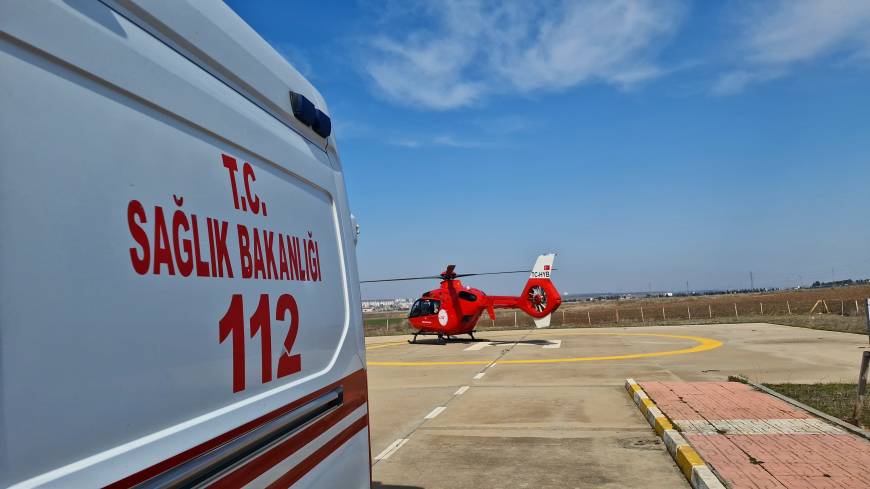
[
  {"xmin": 716, "ymin": 0, "xmax": 870, "ymax": 94},
  {"xmin": 387, "ymin": 135, "xmax": 489, "ymax": 148},
  {"xmin": 362, "ymin": 0, "xmax": 686, "ymax": 110},
  {"xmin": 711, "ymin": 69, "xmax": 780, "ymax": 96},
  {"xmin": 431, "ymin": 135, "xmax": 487, "ymax": 148}
]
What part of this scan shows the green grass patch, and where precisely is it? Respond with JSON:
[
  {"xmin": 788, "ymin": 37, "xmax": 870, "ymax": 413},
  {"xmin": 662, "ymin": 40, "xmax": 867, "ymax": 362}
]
[{"xmin": 762, "ymin": 383, "xmax": 869, "ymax": 428}]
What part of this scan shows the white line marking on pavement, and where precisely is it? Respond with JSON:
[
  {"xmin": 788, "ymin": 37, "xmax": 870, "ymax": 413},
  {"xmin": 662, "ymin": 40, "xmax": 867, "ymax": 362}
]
[
  {"xmin": 463, "ymin": 342, "xmax": 490, "ymax": 351},
  {"xmin": 473, "ymin": 372, "xmax": 485, "ymax": 380},
  {"xmin": 425, "ymin": 406, "xmax": 447, "ymax": 419},
  {"xmin": 543, "ymin": 339, "xmax": 562, "ymax": 349},
  {"xmin": 454, "ymin": 386, "xmax": 469, "ymax": 396},
  {"xmin": 374, "ymin": 438, "xmax": 409, "ymax": 461}
]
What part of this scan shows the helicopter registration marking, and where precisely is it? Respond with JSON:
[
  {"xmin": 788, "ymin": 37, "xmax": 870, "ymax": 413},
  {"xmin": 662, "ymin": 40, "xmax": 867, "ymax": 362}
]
[{"xmin": 367, "ymin": 332, "xmax": 723, "ymax": 366}]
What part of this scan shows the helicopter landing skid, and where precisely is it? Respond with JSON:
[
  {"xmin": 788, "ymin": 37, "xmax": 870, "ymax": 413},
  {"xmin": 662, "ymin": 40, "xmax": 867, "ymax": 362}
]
[
  {"xmin": 408, "ymin": 331, "xmax": 446, "ymax": 344},
  {"xmin": 408, "ymin": 331, "xmax": 478, "ymax": 344}
]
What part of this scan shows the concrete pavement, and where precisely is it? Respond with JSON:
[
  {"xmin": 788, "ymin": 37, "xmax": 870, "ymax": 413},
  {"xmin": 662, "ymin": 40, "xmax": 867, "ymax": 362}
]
[{"xmin": 365, "ymin": 323, "xmax": 869, "ymax": 488}]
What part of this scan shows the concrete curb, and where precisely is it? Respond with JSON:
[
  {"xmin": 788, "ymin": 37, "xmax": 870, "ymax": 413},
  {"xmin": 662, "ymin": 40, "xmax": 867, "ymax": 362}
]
[{"xmin": 625, "ymin": 379, "xmax": 725, "ymax": 489}]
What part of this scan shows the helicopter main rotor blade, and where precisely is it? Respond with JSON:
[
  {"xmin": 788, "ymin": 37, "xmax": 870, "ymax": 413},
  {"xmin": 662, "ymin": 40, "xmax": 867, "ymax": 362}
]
[
  {"xmin": 360, "ymin": 268, "xmax": 557, "ymax": 283},
  {"xmin": 359, "ymin": 275, "xmax": 442, "ymax": 283},
  {"xmin": 453, "ymin": 269, "xmax": 531, "ymax": 278}
]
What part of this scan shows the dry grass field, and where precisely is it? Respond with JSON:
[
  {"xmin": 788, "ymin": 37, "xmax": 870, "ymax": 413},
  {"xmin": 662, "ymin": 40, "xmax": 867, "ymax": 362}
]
[
  {"xmin": 763, "ymin": 382, "xmax": 870, "ymax": 428},
  {"xmin": 364, "ymin": 284, "xmax": 870, "ymax": 337}
]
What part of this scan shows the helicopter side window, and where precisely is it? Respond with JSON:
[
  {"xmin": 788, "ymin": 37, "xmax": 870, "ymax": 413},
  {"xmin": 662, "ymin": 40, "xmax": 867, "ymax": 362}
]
[
  {"xmin": 409, "ymin": 299, "xmax": 440, "ymax": 318},
  {"xmin": 458, "ymin": 291, "xmax": 477, "ymax": 302}
]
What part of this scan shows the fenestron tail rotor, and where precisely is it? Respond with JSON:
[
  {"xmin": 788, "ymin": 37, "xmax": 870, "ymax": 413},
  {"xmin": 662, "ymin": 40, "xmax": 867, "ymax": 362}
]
[{"xmin": 528, "ymin": 285, "xmax": 547, "ymax": 313}]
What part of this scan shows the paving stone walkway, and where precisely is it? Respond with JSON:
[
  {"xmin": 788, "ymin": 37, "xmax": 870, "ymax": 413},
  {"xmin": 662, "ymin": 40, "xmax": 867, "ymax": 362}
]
[{"xmin": 640, "ymin": 381, "xmax": 870, "ymax": 489}]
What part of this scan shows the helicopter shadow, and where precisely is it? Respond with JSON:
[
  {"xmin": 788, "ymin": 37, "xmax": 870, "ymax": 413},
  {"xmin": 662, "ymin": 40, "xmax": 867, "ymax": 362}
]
[
  {"xmin": 410, "ymin": 338, "xmax": 554, "ymax": 346},
  {"xmin": 485, "ymin": 339, "xmax": 554, "ymax": 346}
]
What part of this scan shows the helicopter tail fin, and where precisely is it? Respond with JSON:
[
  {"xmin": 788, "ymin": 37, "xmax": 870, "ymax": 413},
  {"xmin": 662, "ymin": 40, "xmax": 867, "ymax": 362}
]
[
  {"xmin": 533, "ymin": 315, "xmax": 551, "ymax": 328},
  {"xmin": 520, "ymin": 254, "xmax": 561, "ymax": 326},
  {"xmin": 530, "ymin": 254, "xmax": 555, "ymax": 279}
]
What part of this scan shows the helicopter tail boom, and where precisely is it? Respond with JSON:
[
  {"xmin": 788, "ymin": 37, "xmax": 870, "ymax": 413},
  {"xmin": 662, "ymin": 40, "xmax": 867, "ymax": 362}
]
[{"xmin": 487, "ymin": 254, "xmax": 561, "ymax": 326}]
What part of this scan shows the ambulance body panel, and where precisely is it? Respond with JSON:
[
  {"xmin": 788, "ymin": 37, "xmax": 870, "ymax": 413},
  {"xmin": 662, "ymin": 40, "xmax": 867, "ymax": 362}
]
[{"xmin": 0, "ymin": 1, "xmax": 368, "ymax": 486}]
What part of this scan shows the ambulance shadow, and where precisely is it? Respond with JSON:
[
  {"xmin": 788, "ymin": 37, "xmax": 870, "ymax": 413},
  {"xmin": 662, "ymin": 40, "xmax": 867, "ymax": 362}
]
[{"xmin": 372, "ymin": 483, "xmax": 425, "ymax": 489}]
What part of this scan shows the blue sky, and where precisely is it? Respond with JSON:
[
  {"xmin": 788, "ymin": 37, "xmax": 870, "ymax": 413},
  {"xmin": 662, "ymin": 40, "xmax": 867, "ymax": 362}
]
[{"xmin": 226, "ymin": 0, "xmax": 870, "ymax": 297}]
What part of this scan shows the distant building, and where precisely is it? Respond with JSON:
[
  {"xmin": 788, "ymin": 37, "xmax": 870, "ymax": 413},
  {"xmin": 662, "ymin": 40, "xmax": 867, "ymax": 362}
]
[{"xmin": 361, "ymin": 298, "xmax": 413, "ymax": 312}]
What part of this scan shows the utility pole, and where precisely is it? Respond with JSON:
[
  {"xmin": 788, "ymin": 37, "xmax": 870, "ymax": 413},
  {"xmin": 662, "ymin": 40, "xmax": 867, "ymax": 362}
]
[
  {"xmin": 686, "ymin": 281, "xmax": 690, "ymax": 296},
  {"xmin": 749, "ymin": 271, "xmax": 754, "ymax": 291}
]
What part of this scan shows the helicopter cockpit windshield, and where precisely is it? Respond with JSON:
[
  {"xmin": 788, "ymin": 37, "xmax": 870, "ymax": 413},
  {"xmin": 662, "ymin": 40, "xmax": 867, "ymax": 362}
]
[{"xmin": 409, "ymin": 299, "xmax": 440, "ymax": 318}]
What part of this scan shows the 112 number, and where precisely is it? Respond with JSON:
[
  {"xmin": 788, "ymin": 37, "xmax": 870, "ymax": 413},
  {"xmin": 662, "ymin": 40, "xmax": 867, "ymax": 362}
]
[{"xmin": 218, "ymin": 293, "xmax": 301, "ymax": 392}]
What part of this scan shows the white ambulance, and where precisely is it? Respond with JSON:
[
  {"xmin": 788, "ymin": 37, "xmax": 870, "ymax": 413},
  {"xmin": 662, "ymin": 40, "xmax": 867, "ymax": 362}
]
[{"xmin": 0, "ymin": 1, "xmax": 370, "ymax": 487}]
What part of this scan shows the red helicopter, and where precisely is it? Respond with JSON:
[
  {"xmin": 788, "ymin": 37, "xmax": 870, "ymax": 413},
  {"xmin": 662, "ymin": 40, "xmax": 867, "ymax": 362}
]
[{"xmin": 361, "ymin": 254, "xmax": 561, "ymax": 343}]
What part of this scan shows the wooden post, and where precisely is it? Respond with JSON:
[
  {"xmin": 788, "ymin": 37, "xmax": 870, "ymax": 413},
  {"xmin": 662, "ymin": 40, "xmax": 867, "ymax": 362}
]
[
  {"xmin": 587, "ymin": 310, "xmax": 591, "ymax": 326},
  {"xmin": 865, "ymin": 298, "xmax": 870, "ymax": 344},
  {"xmin": 687, "ymin": 306, "xmax": 691, "ymax": 320},
  {"xmin": 562, "ymin": 309, "xmax": 566, "ymax": 325},
  {"xmin": 853, "ymin": 351, "xmax": 869, "ymax": 425},
  {"xmin": 662, "ymin": 307, "xmax": 666, "ymax": 320},
  {"xmin": 640, "ymin": 307, "xmax": 645, "ymax": 323},
  {"xmin": 857, "ymin": 300, "xmax": 861, "ymax": 317},
  {"xmin": 841, "ymin": 300, "xmax": 845, "ymax": 316},
  {"xmin": 386, "ymin": 317, "xmax": 390, "ymax": 333},
  {"xmin": 787, "ymin": 301, "xmax": 791, "ymax": 315},
  {"xmin": 734, "ymin": 303, "xmax": 739, "ymax": 318},
  {"xmin": 760, "ymin": 303, "xmax": 763, "ymax": 316},
  {"xmin": 514, "ymin": 311, "xmax": 517, "ymax": 327},
  {"xmin": 708, "ymin": 304, "xmax": 712, "ymax": 319},
  {"xmin": 616, "ymin": 309, "xmax": 619, "ymax": 323}
]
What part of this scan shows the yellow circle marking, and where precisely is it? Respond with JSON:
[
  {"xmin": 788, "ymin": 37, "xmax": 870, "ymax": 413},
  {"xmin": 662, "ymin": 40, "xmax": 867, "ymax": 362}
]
[{"xmin": 366, "ymin": 332, "xmax": 722, "ymax": 366}]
